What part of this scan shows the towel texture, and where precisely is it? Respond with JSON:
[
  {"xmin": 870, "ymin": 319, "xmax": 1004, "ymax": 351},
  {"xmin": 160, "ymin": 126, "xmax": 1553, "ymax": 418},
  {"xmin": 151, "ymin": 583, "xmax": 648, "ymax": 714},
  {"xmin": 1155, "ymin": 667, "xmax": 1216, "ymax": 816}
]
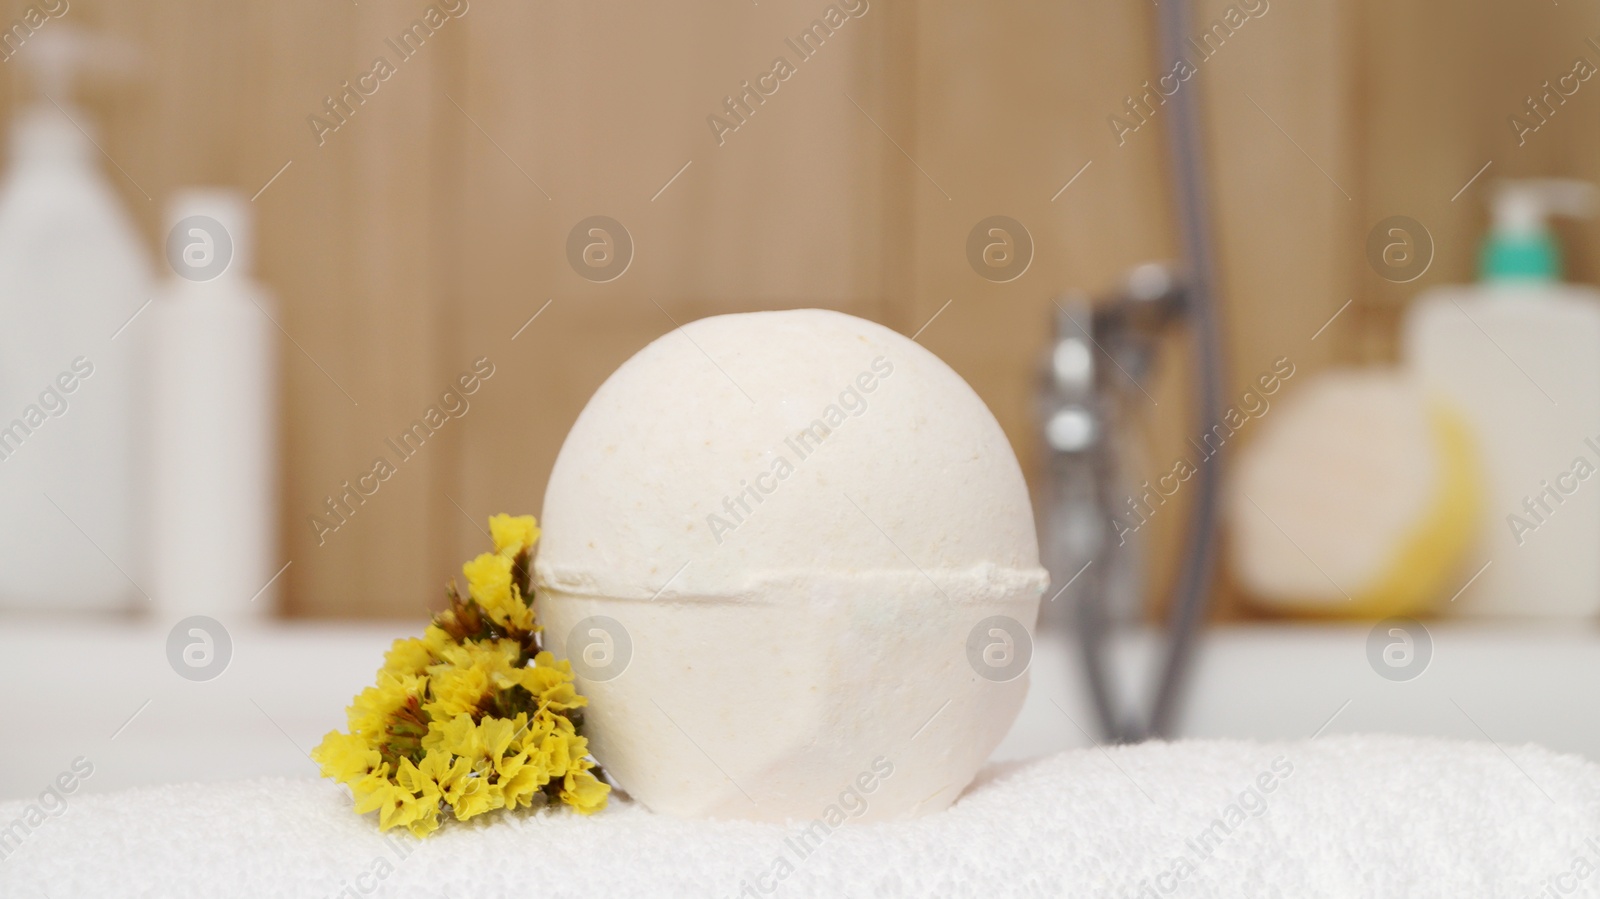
[{"xmin": 3, "ymin": 734, "xmax": 1598, "ymax": 898}]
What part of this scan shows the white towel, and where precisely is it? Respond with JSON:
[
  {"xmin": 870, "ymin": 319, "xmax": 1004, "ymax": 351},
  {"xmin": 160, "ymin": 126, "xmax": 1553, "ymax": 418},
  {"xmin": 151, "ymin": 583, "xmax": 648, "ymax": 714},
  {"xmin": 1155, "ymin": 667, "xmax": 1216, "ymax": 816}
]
[{"xmin": 3, "ymin": 734, "xmax": 1598, "ymax": 898}]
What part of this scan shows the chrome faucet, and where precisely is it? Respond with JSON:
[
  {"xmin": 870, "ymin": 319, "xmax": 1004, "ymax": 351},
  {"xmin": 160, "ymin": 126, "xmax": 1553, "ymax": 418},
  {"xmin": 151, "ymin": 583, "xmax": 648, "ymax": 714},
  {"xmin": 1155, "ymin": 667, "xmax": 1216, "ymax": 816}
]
[
  {"xmin": 1036, "ymin": 262, "xmax": 1214, "ymax": 743},
  {"xmin": 1036, "ymin": 263, "xmax": 1188, "ymax": 629}
]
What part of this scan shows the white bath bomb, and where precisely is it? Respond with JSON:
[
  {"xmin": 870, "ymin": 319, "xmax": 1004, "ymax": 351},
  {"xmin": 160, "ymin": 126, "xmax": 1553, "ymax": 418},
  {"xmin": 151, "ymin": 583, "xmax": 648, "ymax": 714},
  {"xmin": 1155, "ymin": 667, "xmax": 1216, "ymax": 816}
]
[{"xmin": 537, "ymin": 308, "xmax": 1047, "ymax": 822}]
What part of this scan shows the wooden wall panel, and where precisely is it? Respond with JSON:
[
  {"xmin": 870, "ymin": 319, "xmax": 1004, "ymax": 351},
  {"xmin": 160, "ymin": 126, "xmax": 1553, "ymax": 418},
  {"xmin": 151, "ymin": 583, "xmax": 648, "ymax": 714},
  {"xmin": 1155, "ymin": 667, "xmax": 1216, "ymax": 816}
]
[
  {"xmin": 11, "ymin": 0, "xmax": 463, "ymax": 616},
  {"xmin": 901, "ymin": 0, "xmax": 1360, "ymax": 622},
  {"xmin": 441, "ymin": 0, "xmax": 919, "ymax": 577},
  {"xmin": 901, "ymin": 1, "xmax": 1182, "ymax": 625},
  {"xmin": 248, "ymin": 3, "xmax": 456, "ymax": 617},
  {"xmin": 0, "ymin": 0, "xmax": 1590, "ymax": 620},
  {"xmin": 1194, "ymin": 0, "xmax": 1357, "ymax": 617},
  {"xmin": 1353, "ymin": 0, "xmax": 1600, "ymax": 361}
]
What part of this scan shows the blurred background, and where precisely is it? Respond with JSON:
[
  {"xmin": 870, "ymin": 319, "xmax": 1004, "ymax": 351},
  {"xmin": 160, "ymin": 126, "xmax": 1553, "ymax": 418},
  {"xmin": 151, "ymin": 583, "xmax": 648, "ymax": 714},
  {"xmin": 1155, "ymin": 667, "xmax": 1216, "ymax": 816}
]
[{"xmin": 4, "ymin": 0, "xmax": 1600, "ymax": 797}]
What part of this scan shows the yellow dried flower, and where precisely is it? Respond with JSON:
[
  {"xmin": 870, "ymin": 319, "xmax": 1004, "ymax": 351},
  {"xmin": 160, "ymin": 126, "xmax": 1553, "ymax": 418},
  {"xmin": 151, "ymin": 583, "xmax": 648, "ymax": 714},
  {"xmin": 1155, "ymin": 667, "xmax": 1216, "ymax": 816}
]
[
  {"xmin": 422, "ymin": 624, "xmax": 455, "ymax": 656},
  {"xmin": 421, "ymin": 712, "xmax": 480, "ymax": 760},
  {"xmin": 382, "ymin": 637, "xmax": 434, "ymax": 676},
  {"xmin": 462, "ymin": 552, "xmax": 536, "ymax": 631},
  {"xmin": 562, "ymin": 767, "xmax": 611, "ymax": 815},
  {"xmin": 310, "ymin": 731, "xmax": 379, "ymax": 784},
  {"xmin": 540, "ymin": 728, "xmax": 575, "ymax": 775},
  {"xmin": 478, "ymin": 716, "xmax": 520, "ymax": 764},
  {"xmin": 359, "ymin": 757, "xmax": 441, "ymax": 836},
  {"xmin": 316, "ymin": 512, "xmax": 608, "ymax": 835},
  {"xmin": 496, "ymin": 743, "xmax": 553, "ymax": 810},
  {"xmin": 519, "ymin": 653, "xmax": 586, "ymax": 712},
  {"xmin": 463, "ymin": 552, "xmax": 513, "ymax": 609},
  {"xmin": 352, "ymin": 763, "xmax": 440, "ymax": 836},
  {"xmin": 451, "ymin": 765, "xmax": 505, "ymax": 821},
  {"xmin": 422, "ymin": 639, "xmax": 523, "ymax": 721},
  {"xmin": 349, "ymin": 765, "xmax": 394, "ymax": 817},
  {"xmin": 495, "ymin": 758, "xmax": 543, "ymax": 809},
  {"xmin": 489, "ymin": 513, "xmax": 540, "ymax": 558},
  {"xmin": 347, "ymin": 673, "xmax": 427, "ymax": 745},
  {"xmin": 425, "ymin": 664, "xmax": 492, "ymax": 722},
  {"xmin": 419, "ymin": 748, "xmax": 473, "ymax": 807}
]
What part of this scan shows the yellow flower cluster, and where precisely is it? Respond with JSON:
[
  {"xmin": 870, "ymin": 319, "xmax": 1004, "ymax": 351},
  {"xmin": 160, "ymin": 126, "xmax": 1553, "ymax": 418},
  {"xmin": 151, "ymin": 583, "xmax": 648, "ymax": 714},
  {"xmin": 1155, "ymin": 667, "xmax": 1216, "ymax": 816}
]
[{"xmin": 312, "ymin": 514, "xmax": 608, "ymax": 837}]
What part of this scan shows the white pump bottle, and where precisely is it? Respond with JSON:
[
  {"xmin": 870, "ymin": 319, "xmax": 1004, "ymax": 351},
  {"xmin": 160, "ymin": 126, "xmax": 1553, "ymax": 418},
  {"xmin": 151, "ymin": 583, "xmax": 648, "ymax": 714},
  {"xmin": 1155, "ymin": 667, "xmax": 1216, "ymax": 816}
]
[
  {"xmin": 1404, "ymin": 179, "xmax": 1600, "ymax": 618},
  {"xmin": 149, "ymin": 191, "xmax": 280, "ymax": 620},
  {"xmin": 0, "ymin": 29, "xmax": 152, "ymax": 612}
]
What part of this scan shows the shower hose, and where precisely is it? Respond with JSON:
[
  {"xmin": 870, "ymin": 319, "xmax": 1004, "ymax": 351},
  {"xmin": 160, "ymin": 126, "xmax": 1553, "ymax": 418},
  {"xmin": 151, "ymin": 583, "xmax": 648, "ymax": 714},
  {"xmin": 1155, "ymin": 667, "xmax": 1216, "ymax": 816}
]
[{"xmin": 1076, "ymin": 0, "xmax": 1229, "ymax": 744}]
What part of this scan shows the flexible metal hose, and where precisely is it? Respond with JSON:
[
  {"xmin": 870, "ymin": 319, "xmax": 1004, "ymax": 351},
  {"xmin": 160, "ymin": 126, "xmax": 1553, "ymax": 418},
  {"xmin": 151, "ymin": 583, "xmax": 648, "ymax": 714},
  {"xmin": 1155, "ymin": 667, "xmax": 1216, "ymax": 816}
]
[
  {"xmin": 1143, "ymin": 0, "xmax": 1229, "ymax": 741},
  {"xmin": 1077, "ymin": 0, "xmax": 1229, "ymax": 743}
]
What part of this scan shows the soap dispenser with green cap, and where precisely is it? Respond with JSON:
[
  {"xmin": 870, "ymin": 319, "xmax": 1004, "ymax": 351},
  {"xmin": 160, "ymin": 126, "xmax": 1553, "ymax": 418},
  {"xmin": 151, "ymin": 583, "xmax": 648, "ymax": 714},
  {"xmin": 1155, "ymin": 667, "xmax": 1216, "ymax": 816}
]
[{"xmin": 1403, "ymin": 178, "xmax": 1600, "ymax": 618}]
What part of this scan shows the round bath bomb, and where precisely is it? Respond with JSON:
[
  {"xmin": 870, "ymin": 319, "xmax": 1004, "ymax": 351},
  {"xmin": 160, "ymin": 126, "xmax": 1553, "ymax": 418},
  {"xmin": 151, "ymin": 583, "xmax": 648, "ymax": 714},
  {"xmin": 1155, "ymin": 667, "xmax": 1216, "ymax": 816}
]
[{"xmin": 537, "ymin": 308, "xmax": 1047, "ymax": 822}]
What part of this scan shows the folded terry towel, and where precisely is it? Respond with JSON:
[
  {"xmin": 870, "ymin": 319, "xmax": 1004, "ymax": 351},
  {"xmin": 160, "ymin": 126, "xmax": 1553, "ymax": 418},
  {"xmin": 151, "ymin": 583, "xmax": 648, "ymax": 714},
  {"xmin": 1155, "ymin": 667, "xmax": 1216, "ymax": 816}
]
[{"xmin": 3, "ymin": 734, "xmax": 1598, "ymax": 898}]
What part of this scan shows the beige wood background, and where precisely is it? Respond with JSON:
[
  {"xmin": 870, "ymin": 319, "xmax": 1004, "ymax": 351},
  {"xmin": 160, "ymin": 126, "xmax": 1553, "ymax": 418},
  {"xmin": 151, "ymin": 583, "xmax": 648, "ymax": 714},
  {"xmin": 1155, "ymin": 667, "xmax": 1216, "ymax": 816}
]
[{"xmin": 3, "ymin": 0, "xmax": 1595, "ymax": 618}]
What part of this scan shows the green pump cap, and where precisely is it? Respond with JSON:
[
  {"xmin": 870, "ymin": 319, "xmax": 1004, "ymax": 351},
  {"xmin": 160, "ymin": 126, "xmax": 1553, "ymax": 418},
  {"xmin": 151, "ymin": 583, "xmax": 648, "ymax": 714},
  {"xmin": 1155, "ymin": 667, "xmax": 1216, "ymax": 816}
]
[
  {"xmin": 1480, "ymin": 232, "xmax": 1561, "ymax": 280},
  {"xmin": 1480, "ymin": 179, "xmax": 1596, "ymax": 282}
]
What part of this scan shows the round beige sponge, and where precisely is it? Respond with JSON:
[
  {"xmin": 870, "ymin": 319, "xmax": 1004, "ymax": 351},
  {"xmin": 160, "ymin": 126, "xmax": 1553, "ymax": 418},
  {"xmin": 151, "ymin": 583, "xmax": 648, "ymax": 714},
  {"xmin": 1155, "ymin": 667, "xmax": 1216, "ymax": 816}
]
[{"xmin": 1227, "ymin": 369, "xmax": 1480, "ymax": 617}]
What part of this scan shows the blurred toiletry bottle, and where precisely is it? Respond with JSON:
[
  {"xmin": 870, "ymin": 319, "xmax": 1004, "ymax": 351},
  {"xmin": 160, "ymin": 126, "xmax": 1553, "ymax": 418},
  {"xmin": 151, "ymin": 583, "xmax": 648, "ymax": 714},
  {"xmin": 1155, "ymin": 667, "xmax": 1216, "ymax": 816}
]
[
  {"xmin": 1404, "ymin": 179, "xmax": 1600, "ymax": 618},
  {"xmin": 0, "ymin": 30, "xmax": 151, "ymax": 613},
  {"xmin": 149, "ymin": 191, "xmax": 280, "ymax": 619}
]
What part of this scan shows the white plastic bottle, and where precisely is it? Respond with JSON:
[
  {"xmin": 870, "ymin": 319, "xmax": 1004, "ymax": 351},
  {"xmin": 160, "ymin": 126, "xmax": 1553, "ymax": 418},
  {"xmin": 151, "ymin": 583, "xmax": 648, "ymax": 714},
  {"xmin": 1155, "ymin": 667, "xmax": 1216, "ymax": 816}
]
[
  {"xmin": 1403, "ymin": 179, "xmax": 1600, "ymax": 618},
  {"xmin": 149, "ymin": 191, "xmax": 280, "ymax": 619},
  {"xmin": 0, "ymin": 31, "xmax": 152, "ymax": 612}
]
